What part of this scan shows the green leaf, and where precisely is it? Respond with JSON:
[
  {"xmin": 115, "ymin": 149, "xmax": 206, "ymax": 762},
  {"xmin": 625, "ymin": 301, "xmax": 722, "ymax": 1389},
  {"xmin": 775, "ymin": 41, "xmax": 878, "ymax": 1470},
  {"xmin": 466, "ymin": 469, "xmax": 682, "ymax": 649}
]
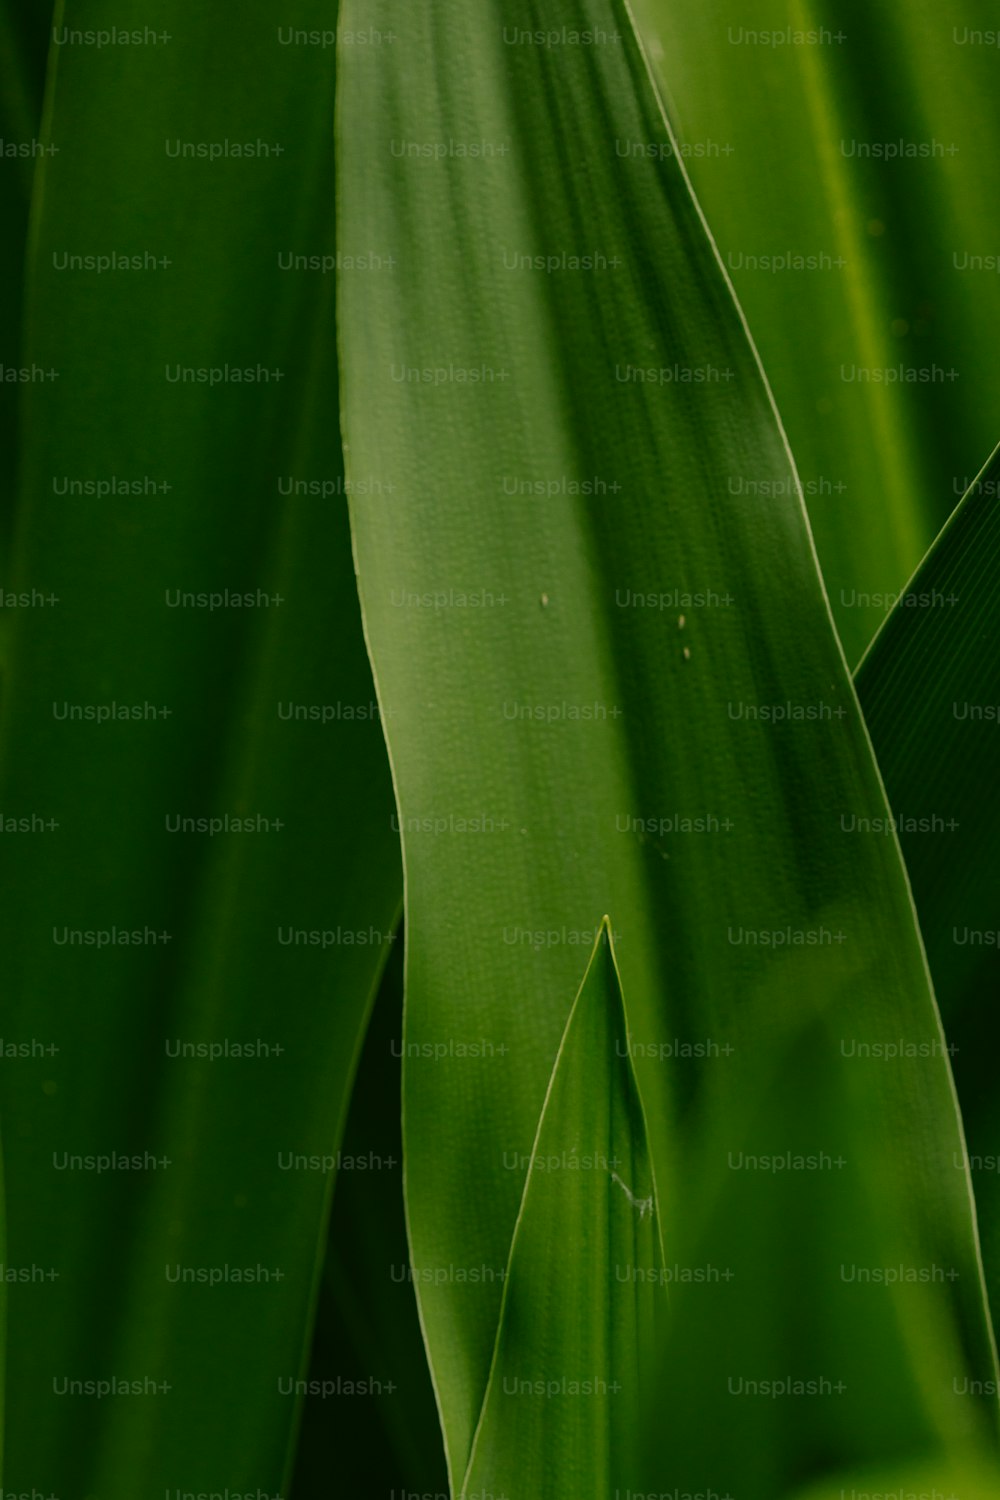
[
  {"xmin": 292, "ymin": 929, "xmax": 447, "ymax": 1498},
  {"xmin": 0, "ymin": 2, "xmax": 34, "ymax": 1413},
  {"xmin": 784, "ymin": 1451, "xmax": 1000, "ymax": 1500},
  {"xmin": 0, "ymin": 0, "xmax": 52, "ymax": 563},
  {"xmin": 0, "ymin": 1, "xmax": 401, "ymax": 1492},
  {"xmin": 630, "ymin": 0, "xmax": 1000, "ymax": 662},
  {"xmin": 337, "ymin": 0, "xmax": 999, "ymax": 1487},
  {"xmin": 856, "ymin": 440, "xmax": 1000, "ymax": 1321},
  {"xmin": 645, "ymin": 989, "xmax": 993, "ymax": 1496},
  {"xmin": 0, "ymin": 1142, "xmax": 5, "ymax": 1480},
  {"xmin": 463, "ymin": 921, "xmax": 665, "ymax": 1497}
]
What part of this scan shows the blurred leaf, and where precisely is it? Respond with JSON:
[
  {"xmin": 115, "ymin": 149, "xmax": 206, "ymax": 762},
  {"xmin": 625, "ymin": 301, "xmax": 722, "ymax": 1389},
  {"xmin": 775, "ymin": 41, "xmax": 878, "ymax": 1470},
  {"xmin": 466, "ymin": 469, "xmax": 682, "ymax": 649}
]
[
  {"xmin": 646, "ymin": 990, "xmax": 992, "ymax": 1497},
  {"xmin": 631, "ymin": 0, "xmax": 1000, "ymax": 662},
  {"xmin": 0, "ymin": 1, "xmax": 400, "ymax": 1493},
  {"xmin": 337, "ymin": 0, "xmax": 999, "ymax": 1488},
  {"xmin": 0, "ymin": 0, "xmax": 54, "ymax": 561},
  {"xmin": 0, "ymin": 1145, "xmax": 5, "ymax": 1477},
  {"xmin": 463, "ymin": 921, "xmax": 666, "ymax": 1497},
  {"xmin": 784, "ymin": 1450, "xmax": 1000, "ymax": 1500},
  {"xmin": 0, "ymin": 0, "xmax": 49, "ymax": 155}
]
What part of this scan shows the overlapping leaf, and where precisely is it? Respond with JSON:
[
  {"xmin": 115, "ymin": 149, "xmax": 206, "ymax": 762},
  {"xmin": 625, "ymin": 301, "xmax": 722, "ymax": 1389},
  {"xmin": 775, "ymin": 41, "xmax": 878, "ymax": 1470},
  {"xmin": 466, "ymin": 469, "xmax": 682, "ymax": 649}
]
[
  {"xmin": 337, "ymin": 0, "xmax": 999, "ymax": 1489},
  {"xmin": 292, "ymin": 930, "xmax": 447, "ymax": 1498},
  {"xmin": 857, "ymin": 441, "xmax": 1000, "ymax": 1324},
  {"xmin": 632, "ymin": 0, "xmax": 1000, "ymax": 661},
  {"xmin": 645, "ymin": 984, "xmax": 992, "ymax": 1496},
  {"xmin": 464, "ymin": 922, "xmax": 666, "ymax": 1497}
]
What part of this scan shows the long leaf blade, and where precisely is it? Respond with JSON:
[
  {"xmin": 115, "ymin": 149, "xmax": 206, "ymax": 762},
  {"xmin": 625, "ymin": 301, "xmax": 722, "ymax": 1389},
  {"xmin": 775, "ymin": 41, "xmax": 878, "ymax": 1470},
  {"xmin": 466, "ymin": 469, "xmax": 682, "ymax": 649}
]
[
  {"xmin": 631, "ymin": 0, "xmax": 1000, "ymax": 662},
  {"xmin": 337, "ymin": 0, "xmax": 999, "ymax": 1487},
  {"xmin": 0, "ymin": 3, "xmax": 401, "ymax": 1490},
  {"xmin": 856, "ymin": 441, "xmax": 1000, "ymax": 1326}
]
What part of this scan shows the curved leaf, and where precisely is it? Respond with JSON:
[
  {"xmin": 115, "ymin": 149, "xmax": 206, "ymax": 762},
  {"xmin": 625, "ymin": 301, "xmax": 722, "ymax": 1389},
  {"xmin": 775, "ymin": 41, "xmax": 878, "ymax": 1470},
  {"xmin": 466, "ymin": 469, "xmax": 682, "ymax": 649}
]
[
  {"xmin": 631, "ymin": 0, "xmax": 1000, "ymax": 662},
  {"xmin": 337, "ymin": 0, "xmax": 1000, "ymax": 1487},
  {"xmin": 856, "ymin": 441, "xmax": 1000, "ymax": 1324}
]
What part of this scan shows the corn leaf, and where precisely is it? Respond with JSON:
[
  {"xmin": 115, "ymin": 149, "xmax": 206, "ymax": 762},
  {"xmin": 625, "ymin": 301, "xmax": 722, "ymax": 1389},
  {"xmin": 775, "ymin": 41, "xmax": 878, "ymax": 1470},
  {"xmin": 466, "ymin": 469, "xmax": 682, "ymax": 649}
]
[
  {"xmin": 631, "ymin": 0, "xmax": 1000, "ymax": 662},
  {"xmin": 856, "ymin": 441, "xmax": 1000, "ymax": 1325},
  {"xmin": 645, "ymin": 988, "xmax": 993, "ymax": 1496},
  {"xmin": 337, "ymin": 0, "xmax": 1000, "ymax": 1489},
  {"xmin": 463, "ymin": 921, "xmax": 665, "ymax": 1497},
  {"xmin": 785, "ymin": 1452, "xmax": 1000, "ymax": 1500},
  {"xmin": 0, "ymin": 0, "xmax": 50, "ymax": 557},
  {"xmin": 292, "ymin": 930, "xmax": 447, "ymax": 1497},
  {"xmin": 0, "ymin": 4, "xmax": 50, "ymax": 1477},
  {"xmin": 0, "ymin": 3, "xmax": 401, "ymax": 1491}
]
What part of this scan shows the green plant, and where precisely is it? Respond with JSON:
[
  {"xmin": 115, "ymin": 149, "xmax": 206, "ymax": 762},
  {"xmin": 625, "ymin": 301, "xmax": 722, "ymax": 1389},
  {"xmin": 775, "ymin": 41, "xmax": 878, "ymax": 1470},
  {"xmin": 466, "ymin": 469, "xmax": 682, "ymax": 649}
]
[{"xmin": 1, "ymin": 1, "xmax": 998, "ymax": 1496}]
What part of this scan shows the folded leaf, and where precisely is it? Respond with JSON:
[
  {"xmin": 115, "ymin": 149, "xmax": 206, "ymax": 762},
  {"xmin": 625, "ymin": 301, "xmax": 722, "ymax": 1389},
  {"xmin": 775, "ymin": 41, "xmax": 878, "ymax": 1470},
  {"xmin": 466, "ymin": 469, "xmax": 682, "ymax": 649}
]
[{"xmin": 464, "ymin": 921, "xmax": 666, "ymax": 1497}]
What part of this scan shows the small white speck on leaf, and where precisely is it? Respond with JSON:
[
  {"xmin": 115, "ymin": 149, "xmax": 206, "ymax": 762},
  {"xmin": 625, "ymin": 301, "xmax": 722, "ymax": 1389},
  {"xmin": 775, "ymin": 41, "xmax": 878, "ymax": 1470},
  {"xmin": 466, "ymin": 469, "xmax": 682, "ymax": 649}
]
[{"xmin": 611, "ymin": 1170, "xmax": 654, "ymax": 1219}]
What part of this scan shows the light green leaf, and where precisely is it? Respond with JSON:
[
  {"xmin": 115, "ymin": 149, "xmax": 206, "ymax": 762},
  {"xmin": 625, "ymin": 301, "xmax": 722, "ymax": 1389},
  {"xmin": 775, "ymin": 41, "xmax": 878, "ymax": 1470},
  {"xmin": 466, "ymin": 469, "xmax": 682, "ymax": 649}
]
[
  {"xmin": 337, "ymin": 0, "xmax": 999, "ymax": 1488},
  {"xmin": 463, "ymin": 921, "xmax": 665, "ymax": 1497},
  {"xmin": 645, "ymin": 989, "xmax": 993, "ymax": 1497},
  {"xmin": 630, "ymin": 0, "xmax": 1000, "ymax": 662},
  {"xmin": 785, "ymin": 1451, "xmax": 1000, "ymax": 1500}
]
